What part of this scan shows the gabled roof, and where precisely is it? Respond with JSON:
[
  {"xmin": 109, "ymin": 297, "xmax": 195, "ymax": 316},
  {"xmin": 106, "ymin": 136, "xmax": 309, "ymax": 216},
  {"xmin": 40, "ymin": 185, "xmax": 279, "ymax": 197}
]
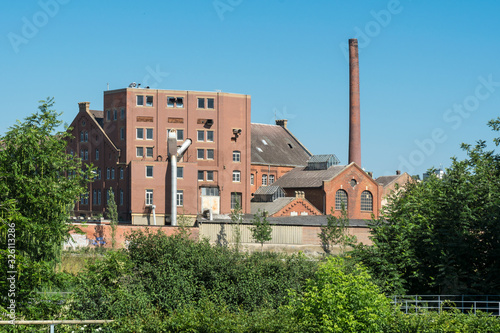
[
  {"xmin": 273, "ymin": 165, "xmax": 348, "ymax": 188},
  {"xmin": 251, "ymin": 197, "xmax": 295, "ymax": 215},
  {"xmin": 251, "ymin": 123, "xmax": 312, "ymax": 167},
  {"xmin": 254, "ymin": 185, "xmax": 283, "ymax": 195},
  {"xmin": 308, "ymin": 154, "xmax": 339, "ymax": 163},
  {"xmin": 375, "ymin": 175, "xmax": 399, "ymax": 187}
]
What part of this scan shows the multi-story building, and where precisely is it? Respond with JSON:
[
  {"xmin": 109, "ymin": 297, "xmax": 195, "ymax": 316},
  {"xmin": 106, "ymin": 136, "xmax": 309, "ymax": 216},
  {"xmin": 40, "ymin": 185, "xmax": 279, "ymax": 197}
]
[{"xmin": 67, "ymin": 87, "xmax": 251, "ymax": 224}]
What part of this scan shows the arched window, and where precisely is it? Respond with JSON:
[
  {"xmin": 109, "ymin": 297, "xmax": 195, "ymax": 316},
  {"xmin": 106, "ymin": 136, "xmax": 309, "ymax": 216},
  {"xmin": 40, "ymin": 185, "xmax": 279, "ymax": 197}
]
[
  {"xmin": 361, "ymin": 191, "xmax": 373, "ymax": 211},
  {"xmin": 335, "ymin": 190, "xmax": 348, "ymax": 210}
]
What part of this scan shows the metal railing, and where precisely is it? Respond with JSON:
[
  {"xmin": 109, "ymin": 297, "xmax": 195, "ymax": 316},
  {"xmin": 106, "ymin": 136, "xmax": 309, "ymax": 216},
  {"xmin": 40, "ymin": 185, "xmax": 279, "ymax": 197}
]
[
  {"xmin": 0, "ymin": 320, "xmax": 114, "ymax": 332},
  {"xmin": 392, "ymin": 295, "xmax": 500, "ymax": 315}
]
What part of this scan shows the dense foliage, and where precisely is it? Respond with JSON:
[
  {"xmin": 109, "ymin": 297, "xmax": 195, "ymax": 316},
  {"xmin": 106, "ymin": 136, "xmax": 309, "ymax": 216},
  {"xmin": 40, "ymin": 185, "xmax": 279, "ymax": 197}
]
[
  {"xmin": 353, "ymin": 119, "xmax": 500, "ymax": 295},
  {"xmin": 0, "ymin": 99, "xmax": 93, "ymax": 307}
]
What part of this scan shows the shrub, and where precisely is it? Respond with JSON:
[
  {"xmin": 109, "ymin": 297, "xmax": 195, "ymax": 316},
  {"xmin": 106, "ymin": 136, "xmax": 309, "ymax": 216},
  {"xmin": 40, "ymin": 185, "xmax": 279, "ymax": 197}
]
[{"xmin": 285, "ymin": 256, "xmax": 392, "ymax": 333}]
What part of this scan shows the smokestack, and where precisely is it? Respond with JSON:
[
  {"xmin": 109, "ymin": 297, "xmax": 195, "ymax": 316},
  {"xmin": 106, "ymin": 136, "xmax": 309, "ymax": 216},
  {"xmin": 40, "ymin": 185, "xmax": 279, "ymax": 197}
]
[{"xmin": 348, "ymin": 39, "xmax": 361, "ymax": 166}]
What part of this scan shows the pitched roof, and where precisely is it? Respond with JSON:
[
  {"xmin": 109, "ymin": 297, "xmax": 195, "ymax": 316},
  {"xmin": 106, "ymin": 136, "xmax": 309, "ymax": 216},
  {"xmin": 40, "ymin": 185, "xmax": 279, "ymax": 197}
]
[
  {"xmin": 254, "ymin": 185, "xmax": 283, "ymax": 195},
  {"xmin": 251, "ymin": 197, "xmax": 295, "ymax": 215},
  {"xmin": 375, "ymin": 175, "xmax": 399, "ymax": 187},
  {"xmin": 205, "ymin": 215, "xmax": 370, "ymax": 227},
  {"xmin": 90, "ymin": 110, "xmax": 103, "ymax": 120},
  {"xmin": 273, "ymin": 165, "xmax": 348, "ymax": 188},
  {"xmin": 308, "ymin": 154, "xmax": 339, "ymax": 163},
  {"xmin": 251, "ymin": 123, "xmax": 312, "ymax": 167}
]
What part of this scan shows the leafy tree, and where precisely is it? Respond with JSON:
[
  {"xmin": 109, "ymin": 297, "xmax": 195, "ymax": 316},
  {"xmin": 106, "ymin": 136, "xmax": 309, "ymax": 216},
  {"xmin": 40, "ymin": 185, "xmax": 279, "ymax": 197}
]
[
  {"xmin": 319, "ymin": 207, "xmax": 357, "ymax": 255},
  {"xmin": 285, "ymin": 257, "xmax": 392, "ymax": 333},
  {"xmin": 353, "ymin": 119, "xmax": 500, "ymax": 295},
  {"xmin": 250, "ymin": 210, "xmax": 272, "ymax": 251},
  {"xmin": 106, "ymin": 188, "xmax": 118, "ymax": 249},
  {"xmin": 0, "ymin": 98, "xmax": 94, "ymax": 304},
  {"xmin": 230, "ymin": 198, "xmax": 243, "ymax": 252}
]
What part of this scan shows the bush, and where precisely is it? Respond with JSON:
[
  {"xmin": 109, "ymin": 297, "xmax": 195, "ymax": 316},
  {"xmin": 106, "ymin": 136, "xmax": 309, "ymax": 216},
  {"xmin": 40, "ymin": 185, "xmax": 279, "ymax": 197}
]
[{"xmin": 285, "ymin": 256, "xmax": 393, "ymax": 333}]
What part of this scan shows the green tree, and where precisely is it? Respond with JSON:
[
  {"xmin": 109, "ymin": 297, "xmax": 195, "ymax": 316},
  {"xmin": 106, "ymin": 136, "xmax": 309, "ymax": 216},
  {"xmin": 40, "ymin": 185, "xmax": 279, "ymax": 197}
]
[
  {"xmin": 250, "ymin": 210, "xmax": 272, "ymax": 251},
  {"xmin": 285, "ymin": 257, "xmax": 392, "ymax": 333},
  {"xmin": 0, "ymin": 98, "xmax": 94, "ymax": 303},
  {"xmin": 106, "ymin": 188, "xmax": 118, "ymax": 249},
  {"xmin": 353, "ymin": 119, "xmax": 500, "ymax": 295},
  {"xmin": 319, "ymin": 207, "xmax": 357, "ymax": 255},
  {"xmin": 230, "ymin": 198, "xmax": 243, "ymax": 252}
]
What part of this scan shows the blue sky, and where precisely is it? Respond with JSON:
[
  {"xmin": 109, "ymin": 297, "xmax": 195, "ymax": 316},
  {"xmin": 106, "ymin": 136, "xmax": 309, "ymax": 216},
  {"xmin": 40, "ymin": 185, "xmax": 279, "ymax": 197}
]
[{"xmin": 2, "ymin": 0, "xmax": 500, "ymax": 178}]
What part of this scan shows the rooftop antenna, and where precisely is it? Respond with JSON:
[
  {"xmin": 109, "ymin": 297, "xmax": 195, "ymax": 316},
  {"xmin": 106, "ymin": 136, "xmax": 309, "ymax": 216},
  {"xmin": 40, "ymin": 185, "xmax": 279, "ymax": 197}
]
[{"xmin": 107, "ymin": 83, "xmax": 109, "ymax": 90}]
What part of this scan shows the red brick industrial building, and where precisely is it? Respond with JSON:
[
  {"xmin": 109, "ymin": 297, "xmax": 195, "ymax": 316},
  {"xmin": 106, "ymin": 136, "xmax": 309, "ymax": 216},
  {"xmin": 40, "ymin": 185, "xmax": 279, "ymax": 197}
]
[{"xmin": 68, "ymin": 87, "xmax": 251, "ymax": 224}]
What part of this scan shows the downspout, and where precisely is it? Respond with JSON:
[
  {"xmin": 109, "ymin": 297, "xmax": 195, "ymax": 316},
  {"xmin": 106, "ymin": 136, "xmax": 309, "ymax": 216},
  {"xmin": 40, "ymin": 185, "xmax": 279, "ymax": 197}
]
[{"xmin": 168, "ymin": 129, "xmax": 191, "ymax": 226}]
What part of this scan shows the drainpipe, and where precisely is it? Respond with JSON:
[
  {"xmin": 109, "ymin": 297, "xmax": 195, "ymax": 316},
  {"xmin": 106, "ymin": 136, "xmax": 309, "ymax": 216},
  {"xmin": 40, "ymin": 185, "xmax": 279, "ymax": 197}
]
[
  {"xmin": 168, "ymin": 129, "xmax": 191, "ymax": 226},
  {"xmin": 151, "ymin": 204, "xmax": 156, "ymax": 225}
]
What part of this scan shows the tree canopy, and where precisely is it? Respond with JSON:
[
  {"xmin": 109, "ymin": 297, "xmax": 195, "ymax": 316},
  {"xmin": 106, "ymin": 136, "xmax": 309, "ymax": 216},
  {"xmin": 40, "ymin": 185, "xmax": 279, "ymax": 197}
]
[{"xmin": 353, "ymin": 119, "xmax": 500, "ymax": 295}]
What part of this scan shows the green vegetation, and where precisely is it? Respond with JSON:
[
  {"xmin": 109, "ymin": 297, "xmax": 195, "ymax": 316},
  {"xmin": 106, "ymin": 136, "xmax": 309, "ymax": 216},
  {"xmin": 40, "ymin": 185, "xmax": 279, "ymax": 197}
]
[
  {"xmin": 106, "ymin": 187, "xmax": 118, "ymax": 249},
  {"xmin": 352, "ymin": 118, "xmax": 500, "ymax": 295},
  {"xmin": 3, "ymin": 104, "xmax": 500, "ymax": 332},
  {"xmin": 319, "ymin": 207, "xmax": 357, "ymax": 255},
  {"xmin": 250, "ymin": 210, "xmax": 273, "ymax": 251}
]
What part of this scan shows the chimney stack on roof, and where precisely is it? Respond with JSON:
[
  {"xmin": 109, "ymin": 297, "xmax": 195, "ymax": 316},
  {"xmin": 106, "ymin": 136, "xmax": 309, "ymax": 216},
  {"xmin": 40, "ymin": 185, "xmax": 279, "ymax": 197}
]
[
  {"xmin": 348, "ymin": 39, "xmax": 361, "ymax": 167},
  {"xmin": 276, "ymin": 119, "xmax": 288, "ymax": 129},
  {"xmin": 78, "ymin": 102, "xmax": 90, "ymax": 114}
]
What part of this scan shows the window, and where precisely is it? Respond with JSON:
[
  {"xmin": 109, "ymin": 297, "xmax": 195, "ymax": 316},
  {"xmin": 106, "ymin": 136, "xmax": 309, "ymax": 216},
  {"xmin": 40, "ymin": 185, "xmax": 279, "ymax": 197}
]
[
  {"xmin": 95, "ymin": 148, "xmax": 99, "ymax": 160},
  {"xmin": 146, "ymin": 128, "xmax": 153, "ymax": 140},
  {"xmin": 146, "ymin": 96, "xmax": 153, "ymax": 106},
  {"xmin": 197, "ymin": 130, "xmax": 204, "ymax": 142},
  {"xmin": 177, "ymin": 129, "xmax": 184, "ymax": 141},
  {"xmin": 177, "ymin": 190, "xmax": 183, "ymax": 207},
  {"xmin": 269, "ymin": 175, "xmax": 275, "ymax": 184},
  {"xmin": 113, "ymin": 109, "xmax": 117, "ymax": 120},
  {"xmin": 84, "ymin": 131, "xmax": 88, "ymax": 142},
  {"xmin": 136, "ymin": 147, "xmax": 144, "ymax": 157},
  {"xmin": 80, "ymin": 131, "xmax": 84, "ymax": 142},
  {"xmin": 262, "ymin": 174, "xmax": 267, "ymax": 186},
  {"xmin": 106, "ymin": 168, "xmax": 110, "ymax": 179},
  {"xmin": 120, "ymin": 108, "xmax": 125, "ymax": 119},
  {"xmin": 206, "ymin": 130, "xmax": 214, "ymax": 142},
  {"xmin": 106, "ymin": 110, "xmax": 111, "ymax": 121},
  {"xmin": 120, "ymin": 127, "xmax": 125, "ymax": 140},
  {"xmin": 119, "ymin": 189, "xmax": 124, "ymax": 206},
  {"xmin": 146, "ymin": 189, "xmax": 153, "ymax": 205},
  {"xmin": 97, "ymin": 168, "xmax": 101, "ymax": 180},
  {"xmin": 198, "ymin": 171, "xmax": 204, "ymax": 181},
  {"xmin": 197, "ymin": 98, "xmax": 205, "ymax": 108},
  {"xmin": 335, "ymin": 190, "xmax": 348, "ymax": 210},
  {"xmin": 137, "ymin": 95, "xmax": 144, "ymax": 106},
  {"xmin": 176, "ymin": 97, "xmax": 184, "ymax": 108},
  {"xmin": 197, "ymin": 149, "xmax": 204, "ymax": 159},
  {"xmin": 119, "ymin": 168, "xmax": 124, "ymax": 179},
  {"xmin": 84, "ymin": 150, "xmax": 88, "ymax": 160},
  {"xmin": 167, "ymin": 97, "xmax": 175, "ymax": 108},
  {"xmin": 146, "ymin": 166, "xmax": 153, "ymax": 178},
  {"xmin": 207, "ymin": 171, "xmax": 214, "ymax": 181},
  {"xmin": 202, "ymin": 187, "xmax": 219, "ymax": 196},
  {"xmin": 93, "ymin": 189, "xmax": 97, "ymax": 205},
  {"xmin": 233, "ymin": 170, "xmax": 241, "ymax": 182},
  {"xmin": 146, "ymin": 147, "xmax": 153, "ymax": 157},
  {"xmin": 232, "ymin": 151, "xmax": 241, "ymax": 162},
  {"xmin": 207, "ymin": 98, "xmax": 214, "ymax": 109},
  {"xmin": 111, "ymin": 168, "xmax": 115, "ymax": 180},
  {"xmin": 95, "ymin": 190, "xmax": 101, "ymax": 205},
  {"xmin": 177, "ymin": 166, "xmax": 184, "ymax": 178},
  {"xmin": 231, "ymin": 192, "xmax": 242, "ymax": 209},
  {"xmin": 361, "ymin": 191, "xmax": 373, "ymax": 211},
  {"xmin": 167, "ymin": 97, "xmax": 184, "ymax": 108},
  {"xmin": 137, "ymin": 128, "xmax": 144, "ymax": 139},
  {"xmin": 207, "ymin": 149, "xmax": 214, "ymax": 160},
  {"xmin": 250, "ymin": 174, "xmax": 254, "ymax": 185}
]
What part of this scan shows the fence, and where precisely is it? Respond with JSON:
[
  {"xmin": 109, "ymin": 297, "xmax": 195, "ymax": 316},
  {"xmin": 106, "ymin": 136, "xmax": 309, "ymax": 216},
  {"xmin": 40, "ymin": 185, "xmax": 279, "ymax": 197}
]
[
  {"xmin": 392, "ymin": 295, "xmax": 500, "ymax": 315},
  {"xmin": 0, "ymin": 320, "xmax": 114, "ymax": 332}
]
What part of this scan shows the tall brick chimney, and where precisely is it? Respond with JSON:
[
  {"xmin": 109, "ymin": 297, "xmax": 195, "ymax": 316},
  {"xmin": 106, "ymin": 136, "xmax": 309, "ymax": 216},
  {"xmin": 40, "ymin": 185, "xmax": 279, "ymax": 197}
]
[
  {"xmin": 348, "ymin": 39, "xmax": 361, "ymax": 166},
  {"xmin": 78, "ymin": 102, "xmax": 90, "ymax": 113}
]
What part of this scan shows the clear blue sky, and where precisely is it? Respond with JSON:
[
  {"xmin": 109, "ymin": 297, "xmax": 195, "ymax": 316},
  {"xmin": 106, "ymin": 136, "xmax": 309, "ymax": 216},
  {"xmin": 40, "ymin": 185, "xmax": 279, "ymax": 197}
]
[{"xmin": 2, "ymin": 0, "xmax": 500, "ymax": 178}]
